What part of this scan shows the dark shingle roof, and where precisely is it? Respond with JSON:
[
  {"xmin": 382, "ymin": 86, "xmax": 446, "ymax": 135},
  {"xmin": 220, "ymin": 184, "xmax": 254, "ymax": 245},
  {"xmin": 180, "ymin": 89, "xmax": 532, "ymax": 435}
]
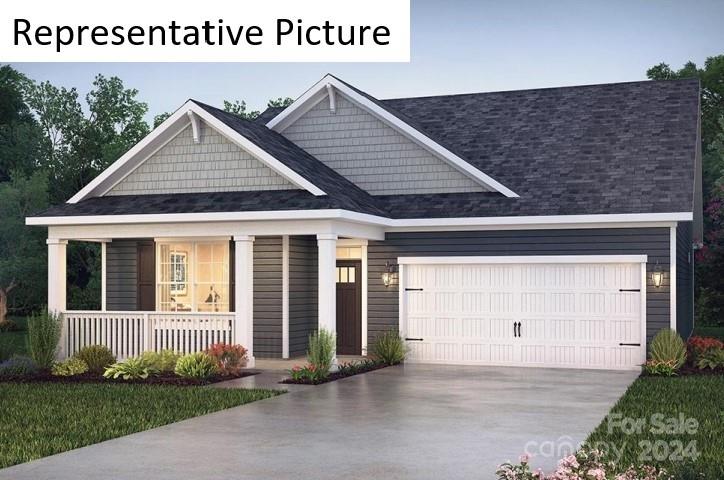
[{"xmin": 32, "ymin": 79, "xmax": 699, "ymax": 220}]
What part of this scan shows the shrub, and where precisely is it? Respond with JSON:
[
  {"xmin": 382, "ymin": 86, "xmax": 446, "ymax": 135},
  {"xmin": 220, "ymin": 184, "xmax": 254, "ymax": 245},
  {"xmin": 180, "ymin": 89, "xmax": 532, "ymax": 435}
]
[
  {"xmin": 140, "ymin": 350, "xmax": 180, "ymax": 373},
  {"xmin": 371, "ymin": 329, "xmax": 408, "ymax": 366},
  {"xmin": 306, "ymin": 328, "xmax": 335, "ymax": 375},
  {"xmin": 51, "ymin": 357, "xmax": 89, "ymax": 377},
  {"xmin": 103, "ymin": 357, "xmax": 158, "ymax": 381},
  {"xmin": 649, "ymin": 328, "xmax": 686, "ymax": 370},
  {"xmin": 336, "ymin": 359, "xmax": 381, "ymax": 376},
  {"xmin": 288, "ymin": 364, "xmax": 326, "ymax": 382},
  {"xmin": 687, "ymin": 336, "xmax": 724, "ymax": 356},
  {"xmin": 174, "ymin": 352, "xmax": 218, "ymax": 380},
  {"xmin": 26, "ymin": 308, "xmax": 62, "ymax": 369},
  {"xmin": 0, "ymin": 319, "xmax": 19, "ymax": 332},
  {"xmin": 643, "ymin": 359, "xmax": 678, "ymax": 376},
  {"xmin": 0, "ymin": 356, "xmax": 39, "ymax": 377},
  {"xmin": 696, "ymin": 348, "xmax": 724, "ymax": 370},
  {"xmin": 74, "ymin": 345, "xmax": 116, "ymax": 374},
  {"xmin": 205, "ymin": 343, "xmax": 247, "ymax": 376}
]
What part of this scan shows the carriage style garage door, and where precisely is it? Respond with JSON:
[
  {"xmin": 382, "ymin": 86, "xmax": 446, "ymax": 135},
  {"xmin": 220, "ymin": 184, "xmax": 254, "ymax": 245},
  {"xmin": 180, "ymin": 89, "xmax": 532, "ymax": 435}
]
[{"xmin": 400, "ymin": 256, "xmax": 647, "ymax": 370}]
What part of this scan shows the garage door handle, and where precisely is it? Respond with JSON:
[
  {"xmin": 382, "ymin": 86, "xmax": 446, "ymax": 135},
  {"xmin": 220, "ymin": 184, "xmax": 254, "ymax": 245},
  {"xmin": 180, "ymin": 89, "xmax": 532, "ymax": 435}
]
[
  {"xmin": 405, "ymin": 288, "xmax": 424, "ymax": 291},
  {"xmin": 405, "ymin": 337, "xmax": 424, "ymax": 341},
  {"xmin": 619, "ymin": 343, "xmax": 641, "ymax": 346},
  {"xmin": 619, "ymin": 289, "xmax": 641, "ymax": 292}
]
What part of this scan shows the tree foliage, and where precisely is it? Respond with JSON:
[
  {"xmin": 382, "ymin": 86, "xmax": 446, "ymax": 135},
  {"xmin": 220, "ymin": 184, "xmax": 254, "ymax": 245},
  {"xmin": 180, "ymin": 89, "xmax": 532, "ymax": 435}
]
[{"xmin": 223, "ymin": 96, "xmax": 294, "ymax": 120}]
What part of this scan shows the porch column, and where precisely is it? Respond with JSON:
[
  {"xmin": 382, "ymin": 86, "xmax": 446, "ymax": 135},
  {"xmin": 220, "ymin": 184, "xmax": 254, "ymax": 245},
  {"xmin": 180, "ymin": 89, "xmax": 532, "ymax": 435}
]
[
  {"xmin": 234, "ymin": 235, "xmax": 255, "ymax": 368},
  {"xmin": 317, "ymin": 234, "xmax": 337, "ymax": 363},
  {"xmin": 101, "ymin": 241, "xmax": 108, "ymax": 311},
  {"xmin": 47, "ymin": 239, "xmax": 68, "ymax": 358}
]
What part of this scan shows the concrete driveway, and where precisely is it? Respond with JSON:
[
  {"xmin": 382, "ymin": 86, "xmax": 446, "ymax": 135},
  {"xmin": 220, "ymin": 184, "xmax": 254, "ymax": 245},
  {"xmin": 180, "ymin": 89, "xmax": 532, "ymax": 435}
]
[{"xmin": 0, "ymin": 365, "xmax": 638, "ymax": 480}]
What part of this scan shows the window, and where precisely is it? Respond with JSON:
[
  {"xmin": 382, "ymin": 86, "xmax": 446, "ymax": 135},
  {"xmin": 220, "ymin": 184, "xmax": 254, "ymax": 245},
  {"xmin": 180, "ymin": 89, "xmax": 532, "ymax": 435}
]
[
  {"xmin": 157, "ymin": 241, "xmax": 230, "ymax": 312},
  {"xmin": 336, "ymin": 266, "xmax": 356, "ymax": 284}
]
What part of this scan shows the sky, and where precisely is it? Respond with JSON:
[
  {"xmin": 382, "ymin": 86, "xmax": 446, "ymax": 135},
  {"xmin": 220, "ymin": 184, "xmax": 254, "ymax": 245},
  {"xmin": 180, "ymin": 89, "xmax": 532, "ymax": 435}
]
[{"xmin": 9, "ymin": 0, "xmax": 724, "ymax": 122}]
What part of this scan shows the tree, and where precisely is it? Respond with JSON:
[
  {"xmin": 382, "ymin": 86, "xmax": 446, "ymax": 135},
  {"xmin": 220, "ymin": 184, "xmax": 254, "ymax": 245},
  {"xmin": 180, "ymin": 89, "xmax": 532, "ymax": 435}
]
[
  {"xmin": 153, "ymin": 112, "xmax": 171, "ymax": 128},
  {"xmin": 223, "ymin": 97, "xmax": 295, "ymax": 120},
  {"xmin": 0, "ymin": 171, "xmax": 49, "ymax": 323},
  {"xmin": 267, "ymin": 97, "xmax": 294, "ymax": 109}
]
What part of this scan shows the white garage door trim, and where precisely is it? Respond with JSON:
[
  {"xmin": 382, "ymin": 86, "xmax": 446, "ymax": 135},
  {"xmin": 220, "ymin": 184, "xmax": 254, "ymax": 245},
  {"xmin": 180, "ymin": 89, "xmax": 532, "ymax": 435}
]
[{"xmin": 398, "ymin": 255, "xmax": 647, "ymax": 370}]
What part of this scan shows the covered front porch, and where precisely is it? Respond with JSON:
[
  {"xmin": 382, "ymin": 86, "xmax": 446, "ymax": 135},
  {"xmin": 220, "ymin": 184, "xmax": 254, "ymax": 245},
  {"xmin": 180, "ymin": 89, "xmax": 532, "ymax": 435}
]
[{"xmin": 44, "ymin": 215, "xmax": 385, "ymax": 367}]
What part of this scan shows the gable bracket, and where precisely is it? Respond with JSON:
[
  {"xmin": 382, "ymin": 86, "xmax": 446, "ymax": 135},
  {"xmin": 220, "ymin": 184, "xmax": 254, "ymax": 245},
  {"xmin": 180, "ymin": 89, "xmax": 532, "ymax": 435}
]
[
  {"xmin": 326, "ymin": 84, "xmax": 336, "ymax": 114},
  {"xmin": 187, "ymin": 110, "xmax": 202, "ymax": 143}
]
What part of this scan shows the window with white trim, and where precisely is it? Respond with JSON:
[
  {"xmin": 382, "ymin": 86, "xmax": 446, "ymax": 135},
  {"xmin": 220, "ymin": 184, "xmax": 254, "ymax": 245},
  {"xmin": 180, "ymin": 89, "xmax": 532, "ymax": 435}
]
[{"xmin": 157, "ymin": 241, "xmax": 230, "ymax": 312}]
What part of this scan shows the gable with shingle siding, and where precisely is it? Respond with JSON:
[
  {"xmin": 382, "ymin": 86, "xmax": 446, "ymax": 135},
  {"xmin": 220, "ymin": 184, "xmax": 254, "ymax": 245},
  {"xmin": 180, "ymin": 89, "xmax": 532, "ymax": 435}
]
[
  {"xmin": 280, "ymin": 94, "xmax": 487, "ymax": 195},
  {"xmin": 106, "ymin": 123, "xmax": 299, "ymax": 196}
]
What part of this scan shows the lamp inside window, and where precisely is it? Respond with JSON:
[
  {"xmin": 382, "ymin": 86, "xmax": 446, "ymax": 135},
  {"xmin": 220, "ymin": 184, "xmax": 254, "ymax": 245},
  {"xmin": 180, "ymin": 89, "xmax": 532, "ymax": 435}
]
[
  {"xmin": 652, "ymin": 263, "xmax": 664, "ymax": 288},
  {"xmin": 382, "ymin": 261, "xmax": 397, "ymax": 287}
]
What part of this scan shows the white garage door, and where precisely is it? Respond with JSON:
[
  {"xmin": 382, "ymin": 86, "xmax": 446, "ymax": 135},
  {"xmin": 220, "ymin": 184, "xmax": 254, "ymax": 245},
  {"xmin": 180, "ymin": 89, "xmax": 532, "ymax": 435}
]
[{"xmin": 400, "ymin": 256, "xmax": 646, "ymax": 370}]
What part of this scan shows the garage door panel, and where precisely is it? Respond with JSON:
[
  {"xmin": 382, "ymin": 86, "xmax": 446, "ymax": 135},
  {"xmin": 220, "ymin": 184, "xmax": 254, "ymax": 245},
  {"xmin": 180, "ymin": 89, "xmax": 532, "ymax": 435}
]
[{"xmin": 403, "ymin": 260, "xmax": 645, "ymax": 370}]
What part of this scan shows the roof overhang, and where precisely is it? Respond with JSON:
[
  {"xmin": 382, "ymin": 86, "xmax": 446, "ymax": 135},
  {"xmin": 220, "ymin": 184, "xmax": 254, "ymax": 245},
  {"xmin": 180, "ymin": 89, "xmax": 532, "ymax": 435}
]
[
  {"xmin": 67, "ymin": 101, "xmax": 327, "ymax": 204},
  {"xmin": 266, "ymin": 74, "xmax": 520, "ymax": 198}
]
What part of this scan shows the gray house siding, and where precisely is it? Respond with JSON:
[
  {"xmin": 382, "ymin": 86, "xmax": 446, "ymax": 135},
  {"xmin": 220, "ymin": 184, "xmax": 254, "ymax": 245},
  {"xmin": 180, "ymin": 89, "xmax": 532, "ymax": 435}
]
[
  {"xmin": 281, "ymin": 94, "xmax": 487, "ymax": 195},
  {"xmin": 288, "ymin": 236, "xmax": 318, "ymax": 357},
  {"xmin": 105, "ymin": 240, "xmax": 139, "ymax": 311},
  {"xmin": 676, "ymin": 222, "xmax": 694, "ymax": 338},
  {"xmin": 253, "ymin": 237, "xmax": 283, "ymax": 358},
  {"xmin": 107, "ymin": 124, "xmax": 298, "ymax": 196},
  {"xmin": 368, "ymin": 228, "xmax": 672, "ymax": 348}
]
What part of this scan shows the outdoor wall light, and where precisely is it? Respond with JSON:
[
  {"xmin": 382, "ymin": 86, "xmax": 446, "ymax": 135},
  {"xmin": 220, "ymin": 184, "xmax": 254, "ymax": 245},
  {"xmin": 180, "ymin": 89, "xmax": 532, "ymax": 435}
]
[
  {"xmin": 652, "ymin": 263, "xmax": 664, "ymax": 288},
  {"xmin": 382, "ymin": 261, "xmax": 398, "ymax": 287}
]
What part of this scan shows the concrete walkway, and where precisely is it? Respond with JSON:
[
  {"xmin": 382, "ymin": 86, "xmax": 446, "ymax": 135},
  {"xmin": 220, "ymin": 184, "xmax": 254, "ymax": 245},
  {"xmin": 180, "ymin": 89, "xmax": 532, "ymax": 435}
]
[{"xmin": 0, "ymin": 365, "xmax": 638, "ymax": 480}]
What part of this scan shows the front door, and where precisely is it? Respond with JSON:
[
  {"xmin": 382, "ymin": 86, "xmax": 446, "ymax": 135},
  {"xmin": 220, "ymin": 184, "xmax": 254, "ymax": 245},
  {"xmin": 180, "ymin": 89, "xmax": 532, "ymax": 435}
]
[{"xmin": 336, "ymin": 260, "xmax": 362, "ymax": 355}]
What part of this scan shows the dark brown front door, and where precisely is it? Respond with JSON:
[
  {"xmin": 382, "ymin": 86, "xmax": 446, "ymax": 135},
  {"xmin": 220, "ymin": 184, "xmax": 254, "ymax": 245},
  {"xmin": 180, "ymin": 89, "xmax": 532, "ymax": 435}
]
[
  {"xmin": 137, "ymin": 240, "xmax": 155, "ymax": 311},
  {"xmin": 336, "ymin": 260, "xmax": 362, "ymax": 355}
]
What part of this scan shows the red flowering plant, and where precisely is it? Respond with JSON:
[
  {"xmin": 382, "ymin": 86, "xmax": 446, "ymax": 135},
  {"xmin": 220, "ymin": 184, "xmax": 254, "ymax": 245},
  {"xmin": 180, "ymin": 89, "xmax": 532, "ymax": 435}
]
[
  {"xmin": 288, "ymin": 363, "xmax": 327, "ymax": 382},
  {"xmin": 204, "ymin": 343, "xmax": 248, "ymax": 376}
]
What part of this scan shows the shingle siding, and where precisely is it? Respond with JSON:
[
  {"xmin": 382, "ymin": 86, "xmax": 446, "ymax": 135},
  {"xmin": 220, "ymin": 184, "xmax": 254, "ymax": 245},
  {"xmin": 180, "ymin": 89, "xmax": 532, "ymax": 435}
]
[
  {"xmin": 253, "ymin": 237, "xmax": 284, "ymax": 358},
  {"xmin": 281, "ymin": 94, "xmax": 487, "ymax": 195},
  {"xmin": 367, "ymin": 229, "xmax": 672, "ymax": 348},
  {"xmin": 288, "ymin": 235, "xmax": 317, "ymax": 357},
  {"xmin": 676, "ymin": 222, "xmax": 694, "ymax": 338},
  {"xmin": 107, "ymin": 124, "xmax": 298, "ymax": 196},
  {"xmin": 106, "ymin": 240, "xmax": 139, "ymax": 311}
]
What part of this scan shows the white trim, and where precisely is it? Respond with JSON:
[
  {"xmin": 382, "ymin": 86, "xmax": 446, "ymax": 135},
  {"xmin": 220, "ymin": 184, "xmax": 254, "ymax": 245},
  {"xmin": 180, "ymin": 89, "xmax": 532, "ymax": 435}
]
[
  {"xmin": 67, "ymin": 100, "xmax": 326, "ymax": 203},
  {"xmin": 641, "ymin": 262, "xmax": 649, "ymax": 362},
  {"xmin": 187, "ymin": 110, "xmax": 201, "ymax": 143},
  {"xmin": 282, "ymin": 235, "xmax": 290, "ymax": 359},
  {"xmin": 398, "ymin": 255, "xmax": 648, "ymax": 265},
  {"xmin": 398, "ymin": 263, "xmax": 405, "ymax": 343},
  {"xmin": 27, "ymin": 209, "xmax": 694, "ymax": 228},
  {"xmin": 670, "ymin": 226, "xmax": 677, "ymax": 331},
  {"xmin": 337, "ymin": 238, "xmax": 368, "ymax": 247},
  {"xmin": 101, "ymin": 242, "xmax": 107, "ymax": 311},
  {"xmin": 326, "ymin": 83, "xmax": 336, "ymax": 114},
  {"xmin": 267, "ymin": 74, "xmax": 519, "ymax": 198}
]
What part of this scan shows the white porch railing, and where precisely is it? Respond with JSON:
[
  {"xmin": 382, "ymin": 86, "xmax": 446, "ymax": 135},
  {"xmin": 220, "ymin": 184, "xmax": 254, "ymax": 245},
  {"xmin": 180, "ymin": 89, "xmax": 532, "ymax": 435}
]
[{"xmin": 62, "ymin": 311, "xmax": 235, "ymax": 359}]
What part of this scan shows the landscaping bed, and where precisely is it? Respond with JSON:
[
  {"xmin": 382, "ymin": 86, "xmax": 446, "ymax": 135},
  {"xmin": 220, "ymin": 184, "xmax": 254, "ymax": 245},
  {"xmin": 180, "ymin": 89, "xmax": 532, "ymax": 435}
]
[
  {"xmin": 0, "ymin": 369, "xmax": 258, "ymax": 386},
  {"xmin": 0, "ymin": 382, "xmax": 282, "ymax": 469},
  {"xmin": 280, "ymin": 359, "xmax": 389, "ymax": 385}
]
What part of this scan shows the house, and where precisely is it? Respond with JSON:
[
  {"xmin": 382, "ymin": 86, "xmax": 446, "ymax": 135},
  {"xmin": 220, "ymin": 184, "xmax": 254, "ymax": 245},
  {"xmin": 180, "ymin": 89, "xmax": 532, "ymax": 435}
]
[{"xmin": 26, "ymin": 74, "xmax": 701, "ymax": 370}]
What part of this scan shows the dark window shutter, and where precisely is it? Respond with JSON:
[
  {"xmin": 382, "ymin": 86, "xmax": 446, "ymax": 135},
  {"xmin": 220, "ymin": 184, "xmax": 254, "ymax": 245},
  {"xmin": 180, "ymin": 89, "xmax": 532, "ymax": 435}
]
[{"xmin": 137, "ymin": 240, "xmax": 155, "ymax": 311}]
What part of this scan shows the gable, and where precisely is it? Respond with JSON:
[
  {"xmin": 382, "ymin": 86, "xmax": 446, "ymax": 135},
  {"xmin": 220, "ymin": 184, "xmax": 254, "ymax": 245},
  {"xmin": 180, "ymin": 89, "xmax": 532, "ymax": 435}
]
[
  {"xmin": 106, "ymin": 122, "xmax": 299, "ymax": 196},
  {"xmin": 280, "ymin": 93, "xmax": 488, "ymax": 196}
]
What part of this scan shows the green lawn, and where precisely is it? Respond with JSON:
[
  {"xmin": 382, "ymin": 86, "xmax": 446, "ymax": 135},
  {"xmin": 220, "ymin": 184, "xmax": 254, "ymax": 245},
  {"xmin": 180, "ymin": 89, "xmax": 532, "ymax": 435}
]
[
  {"xmin": 585, "ymin": 375, "xmax": 724, "ymax": 479},
  {"xmin": 0, "ymin": 383, "xmax": 282, "ymax": 469},
  {"xmin": 0, "ymin": 316, "xmax": 28, "ymax": 358},
  {"xmin": 693, "ymin": 325, "xmax": 724, "ymax": 340}
]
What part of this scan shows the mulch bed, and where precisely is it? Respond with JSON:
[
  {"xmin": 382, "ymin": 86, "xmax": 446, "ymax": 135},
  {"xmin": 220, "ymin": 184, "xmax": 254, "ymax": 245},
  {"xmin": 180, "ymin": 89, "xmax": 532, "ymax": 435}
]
[
  {"xmin": 641, "ymin": 364, "xmax": 724, "ymax": 377},
  {"xmin": 280, "ymin": 362, "xmax": 390, "ymax": 385},
  {"xmin": 0, "ymin": 370, "xmax": 258, "ymax": 386}
]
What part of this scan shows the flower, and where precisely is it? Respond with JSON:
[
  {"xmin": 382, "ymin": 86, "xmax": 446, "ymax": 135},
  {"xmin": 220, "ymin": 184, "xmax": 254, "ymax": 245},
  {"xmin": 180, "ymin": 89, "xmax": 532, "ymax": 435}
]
[{"xmin": 519, "ymin": 454, "xmax": 530, "ymax": 464}]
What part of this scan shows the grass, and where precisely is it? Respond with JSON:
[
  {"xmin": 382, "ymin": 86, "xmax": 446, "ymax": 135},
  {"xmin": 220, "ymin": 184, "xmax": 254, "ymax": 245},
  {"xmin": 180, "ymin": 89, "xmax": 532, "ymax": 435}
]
[
  {"xmin": 693, "ymin": 325, "xmax": 724, "ymax": 340},
  {"xmin": 0, "ymin": 382, "xmax": 282, "ymax": 469},
  {"xmin": 585, "ymin": 375, "xmax": 724, "ymax": 479},
  {"xmin": 0, "ymin": 316, "xmax": 28, "ymax": 358}
]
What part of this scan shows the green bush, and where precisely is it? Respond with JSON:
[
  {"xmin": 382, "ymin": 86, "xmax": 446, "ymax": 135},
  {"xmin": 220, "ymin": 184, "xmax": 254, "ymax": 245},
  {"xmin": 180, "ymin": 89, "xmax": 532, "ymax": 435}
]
[
  {"xmin": 140, "ymin": 350, "xmax": 180, "ymax": 373},
  {"xmin": 0, "ymin": 356, "xmax": 39, "ymax": 376},
  {"xmin": 51, "ymin": 357, "xmax": 89, "ymax": 377},
  {"xmin": 74, "ymin": 345, "xmax": 116, "ymax": 374},
  {"xmin": 643, "ymin": 359, "xmax": 678, "ymax": 376},
  {"xmin": 371, "ymin": 329, "xmax": 408, "ymax": 366},
  {"xmin": 103, "ymin": 357, "xmax": 158, "ymax": 381},
  {"xmin": 649, "ymin": 328, "xmax": 686, "ymax": 369},
  {"xmin": 174, "ymin": 352, "xmax": 218, "ymax": 380},
  {"xmin": 696, "ymin": 348, "xmax": 724, "ymax": 370},
  {"xmin": 26, "ymin": 308, "xmax": 62, "ymax": 369},
  {"xmin": 306, "ymin": 328, "xmax": 335, "ymax": 375},
  {"xmin": 0, "ymin": 319, "xmax": 19, "ymax": 332}
]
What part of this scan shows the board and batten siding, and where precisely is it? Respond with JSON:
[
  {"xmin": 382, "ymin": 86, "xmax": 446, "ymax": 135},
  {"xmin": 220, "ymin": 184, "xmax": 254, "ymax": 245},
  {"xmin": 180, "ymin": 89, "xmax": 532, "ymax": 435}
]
[
  {"xmin": 288, "ymin": 236, "xmax": 318, "ymax": 357},
  {"xmin": 253, "ymin": 237, "xmax": 284, "ymax": 358},
  {"xmin": 676, "ymin": 222, "xmax": 694, "ymax": 338},
  {"xmin": 368, "ymin": 228, "xmax": 672, "ymax": 348},
  {"xmin": 105, "ymin": 240, "xmax": 140, "ymax": 311},
  {"xmin": 106, "ymin": 123, "xmax": 298, "ymax": 196},
  {"xmin": 281, "ymin": 94, "xmax": 487, "ymax": 195}
]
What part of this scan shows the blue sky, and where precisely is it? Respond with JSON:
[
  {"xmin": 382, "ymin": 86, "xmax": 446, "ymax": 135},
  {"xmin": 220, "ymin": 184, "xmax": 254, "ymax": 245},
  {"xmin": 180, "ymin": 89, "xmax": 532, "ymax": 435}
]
[{"xmin": 10, "ymin": 0, "xmax": 724, "ymax": 122}]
